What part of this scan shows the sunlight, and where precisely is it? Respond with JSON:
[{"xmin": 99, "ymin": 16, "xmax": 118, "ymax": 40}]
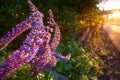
[
  {"xmin": 98, "ymin": 0, "xmax": 120, "ymax": 10},
  {"xmin": 108, "ymin": 11, "xmax": 120, "ymax": 19}
]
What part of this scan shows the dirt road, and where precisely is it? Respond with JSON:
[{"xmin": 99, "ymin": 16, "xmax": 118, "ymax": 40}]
[
  {"xmin": 99, "ymin": 23, "xmax": 120, "ymax": 80},
  {"xmin": 103, "ymin": 23, "xmax": 120, "ymax": 52}
]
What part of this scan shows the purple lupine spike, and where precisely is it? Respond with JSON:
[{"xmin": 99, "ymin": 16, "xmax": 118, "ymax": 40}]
[
  {"xmin": 48, "ymin": 10, "xmax": 61, "ymax": 52},
  {"xmin": 90, "ymin": 43, "xmax": 101, "ymax": 58},
  {"xmin": 0, "ymin": 0, "xmax": 44, "ymax": 51},
  {"xmin": 0, "ymin": 0, "xmax": 46, "ymax": 79},
  {"xmin": 58, "ymin": 74, "xmax": 69, "ymax": 80},
  {"xmin": 48, "ymin": 68, "xmax": 59, "ymax": 80},
  {"xmin": 30, "ymin": 10, "xmax": 59, "ymax": 76},
  {"xmin": 30, "ymin": 44, "xmax": 52, "ymax": 76},
  {"xmin": 28, "ymin": 0, "xmax": 44, "ymax": 19},
  {"xmin": 30, "ymin": 29, "xmax": 52, "ymax": 76},
  {"xmin": 80, "ymin": 27, "xmax": 90, "ymax": 42},
  {"xmin": 53, "ymin": 52, "xmax": 71, "ymax": 61},
  {"xmin": 45, "ymin": 56, "xmax": 57, "ymax": 68},
  {"xmin": 0, "ymin": 20, "xmax": 44, "ymax": 79},
  {"xmin": 48, "ymin": 68, "xmax": 69, "ymax": 80},
  {"xmin": 30, "ymin": 9, "xmax": 70, "ymax": 79},
  {"xmin": 30, "ymin": 45, "xmax": 58, "ymax": 76},
  {"xmin": 28, "ymin": 0, "xmax": 38, "ymax": 13},
  {"xmin": 0, "ymin": 0, "xmax": 70, "ymax": 79},
  {"xmin": 30, "ymin": 47, "xmax": 58, "ymax": 76},
  {"xmin": 30, "ymin": 25, "xmax": 55, "ymax": 76},
  {"xmin": 0, "ymin": 21, "xmax": 32, "ymax": 50}
]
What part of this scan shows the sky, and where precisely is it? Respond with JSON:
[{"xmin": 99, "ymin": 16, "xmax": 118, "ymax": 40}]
[{"xmin": 98, "ymin": 0, "xmax": 120, "ymax": 10}]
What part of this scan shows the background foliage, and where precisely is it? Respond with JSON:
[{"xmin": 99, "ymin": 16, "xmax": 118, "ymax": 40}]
[{"xmin": 0, "ymin": 0, "xmax": 104, "ymax": 80}]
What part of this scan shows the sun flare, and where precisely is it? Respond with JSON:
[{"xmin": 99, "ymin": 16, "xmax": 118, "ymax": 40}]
[
  {"xmin": 108, "ymin": 11, "xmax": 120, "ymax": 19},
  {"xmin": 98, "ymin": 0, "xmax": 120, "ymax": 10}
]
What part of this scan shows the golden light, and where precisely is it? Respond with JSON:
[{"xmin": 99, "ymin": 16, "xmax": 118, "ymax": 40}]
[
  {"xmin": 98, "ymin": 0, "xmax": 120, "ymax": 11},
  {"xmin": 108, "ymin": 11, "xmax": 120, "ymax": 19}
]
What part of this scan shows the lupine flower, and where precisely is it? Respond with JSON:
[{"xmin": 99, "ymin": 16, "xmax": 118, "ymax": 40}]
[
  {"xmin": 30, "ymin": 28, "xmax": 52, "ymax": 76},
  {"xmin": 87, "ymin": 31, "xmax": 92, "ymax": 43},
  {"xmin": 0, "ymin": 0, "xmax": 45, "ymax": 79},
  {"xmin": 49, "ymin": 9, "xmax": 61, "ymax": 52},
  {"xmin": 0, "ymin": 20, "xmax": 45, "ymax": 79},
  {"xmin": 90, "ymin": 43, "xmax": 101, "ymax": 57},
  {"xmin": 30, "ymin": 7, "xmax": 71, "ymax": 79},
  {"xmin": 48, "ymin": 68, "xmax": 69, "ymax": 80},
  {"xmin": 0, "ymin": 21, "xmax": 32, "ymax": 50},
  {"xmin": 0, "ymin": 0, "xmax": 71, "ymax": 80},
  {"xmin": 80, "ymin": 27, "xmax": 90, "ymax": 42},
  {"xmin": 53, "ymin": 52, "xmax": 71, "ymax": 61},
  {"xmin": 30, "ymin": 44, "xmax": 52, "ymax": 76},
  {"xmin": 0, "ymin": 0, "xmax": 44, "ymax": 51},
  {"xmin": 30, "ymin": 10, "xmax": 56, "ymax": 76}
]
